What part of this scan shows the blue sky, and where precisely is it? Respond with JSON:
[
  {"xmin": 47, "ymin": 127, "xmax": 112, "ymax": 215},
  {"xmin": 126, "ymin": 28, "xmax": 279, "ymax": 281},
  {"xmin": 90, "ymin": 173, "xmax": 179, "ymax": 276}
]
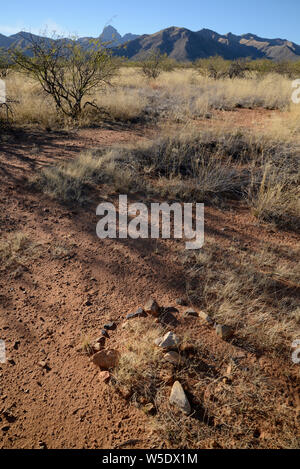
[{"xmin": 1, "ymin": 0, "xmax": 300, "ymax": 43}]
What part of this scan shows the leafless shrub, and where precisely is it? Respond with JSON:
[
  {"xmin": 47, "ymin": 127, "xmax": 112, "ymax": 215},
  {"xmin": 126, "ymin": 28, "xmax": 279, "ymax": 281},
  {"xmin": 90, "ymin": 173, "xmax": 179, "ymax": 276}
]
[{"xmin": 10, "ymin": 34, "xmax": 118, "ymax": 119}]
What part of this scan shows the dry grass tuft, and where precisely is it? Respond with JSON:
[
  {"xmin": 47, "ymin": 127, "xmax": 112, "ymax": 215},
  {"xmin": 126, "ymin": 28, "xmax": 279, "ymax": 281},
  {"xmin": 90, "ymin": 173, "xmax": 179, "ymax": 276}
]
[
  {"xmin": 113, "ymin": 319, "xmax": 166, "ymax": 404},
  {"xmin": 113, "ymin": 319, "xmax": 299, "ymax": 449},
  {"xmin": 0, "ymin": 232, "xmax": 37, "ymax": 270},
  {"xmin": 183, "ymin": 240, "xmax": 300, "ymax": 353},
  {"xmin": 32, "ymin": 149, "xmax": 139, "ymax": 204}
]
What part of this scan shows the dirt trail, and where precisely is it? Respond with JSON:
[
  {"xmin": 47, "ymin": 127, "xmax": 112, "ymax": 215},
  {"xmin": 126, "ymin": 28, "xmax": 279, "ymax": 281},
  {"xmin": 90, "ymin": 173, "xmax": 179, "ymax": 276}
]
[{"xmin": 0, "ymin": 123, "xmax": 299, "ymax": 449}]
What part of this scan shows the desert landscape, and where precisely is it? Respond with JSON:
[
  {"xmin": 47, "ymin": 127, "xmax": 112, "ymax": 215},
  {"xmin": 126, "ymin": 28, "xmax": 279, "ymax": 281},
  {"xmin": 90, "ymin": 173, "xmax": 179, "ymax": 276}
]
[{"xmin": 0, "ymin": 16, "xmax": 299, "ymax": 451}]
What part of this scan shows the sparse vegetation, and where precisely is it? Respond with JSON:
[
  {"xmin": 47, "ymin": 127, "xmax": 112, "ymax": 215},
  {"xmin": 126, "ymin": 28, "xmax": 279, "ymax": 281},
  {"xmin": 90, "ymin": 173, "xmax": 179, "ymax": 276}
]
[
  {"xmin": 1, "ymin": 44, "xmax": 299, "ymax": 451},
  {"xmin": 141, "ymin": 50, "xmax": 168, "ymax": 80},
  {"xmin": 113, "ymin": 317, "xmax": 299, "ymax": 449},
  {"xmin": 0, "ymin": 232, "xmax": 37, "ymax": 270},
  {"xmin": 10, "ymin": 34, "xmax": 118, "ymax": 119}
]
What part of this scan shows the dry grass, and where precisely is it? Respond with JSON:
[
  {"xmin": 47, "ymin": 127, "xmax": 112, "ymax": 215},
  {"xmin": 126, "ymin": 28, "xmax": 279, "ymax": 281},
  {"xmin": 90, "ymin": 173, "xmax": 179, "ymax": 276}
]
[
  {"xmin": 183, "ymin": 240, "xmax": 300, "ymax": 354},
  {"xmin": 0, "ymin": 231, "xmax": 37, "ymax": 270},
  {"xmin": 248, "ymin": 161, "xmax": 300, "ymax": 229},
  {"xmin": 2, "ymin": 68, "xmax": 295, "ymax": 128},
  {"xmin": 113, "ymin": 319, "xmax": 166, "ymax": 404},
  {"xmin": 113, "ymin": 318, "xmax": 299, "ymax": 449},
  {"xmin": 31, "ymin": 149, "xmax": 139, "ymax": 204}
]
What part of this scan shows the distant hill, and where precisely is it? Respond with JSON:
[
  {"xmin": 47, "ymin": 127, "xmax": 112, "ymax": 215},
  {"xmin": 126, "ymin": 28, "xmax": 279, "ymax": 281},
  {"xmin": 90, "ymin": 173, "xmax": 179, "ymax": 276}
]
[
  {"xmin": 99, "ymin": 25, "xmax": 140, "ymax": 46},
  {"xmin": 113, "ymin": 27, "xmax": 300, "ymax": 62},
  {"xmin": 1, "ymin": 25, "xmax": 300, "ymax": 62}
]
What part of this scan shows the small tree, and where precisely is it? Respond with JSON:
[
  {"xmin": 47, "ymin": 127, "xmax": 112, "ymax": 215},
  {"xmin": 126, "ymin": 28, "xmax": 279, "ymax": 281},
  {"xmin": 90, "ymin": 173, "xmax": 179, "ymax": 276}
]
[
  {"xmin": 141, "ymin": 50, "xmax": 166, "ymax": 80},
  {"xmin": 228, "ymin": 61, "xmax": 247, "ymax": 79},
  {"xmin": 10, "ymin": 34, "xmax": 118, "ymax": 119}
]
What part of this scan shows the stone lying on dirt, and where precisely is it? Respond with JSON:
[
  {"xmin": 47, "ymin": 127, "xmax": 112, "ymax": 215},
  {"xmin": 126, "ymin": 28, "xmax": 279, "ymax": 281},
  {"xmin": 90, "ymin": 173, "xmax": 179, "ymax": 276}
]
[
  {"xmin": 92, "ymin": 349, "xmax": 120, "ymax": 370},
  {"xmin": 159, "ymin": 332, "xmax": 181, "ymax": 350},
  {"xmin": 184, "ymin": 309, "xmax": 198, "ymax": 318},
  {"xmin": 99, "ymin": 371, "xmax": 110, "ymax": 383},
  {"xmin": 169, "ymin": 381, "xmax": 191, "ymax": 415},
  {"xmin": 198, "ymin": 311, "xmax": 214, "ymax": 325},
  {"xmin": 38, "ymin": 360, "xmax": 50, "ymax": 371},
  {"xmin": 92, "ymin": 342, "xmax": 103, "ymax": 353},
  {"xmin": 164, "ymin": 351, "xmax": 180, "ymax": 364},
  {"xmin": 144, "ymin": 298, "xmax": 161, "ymax": 317},
  {"xmin": 126, "ymin": 307, "xmax": 147, "ymax": 320},
  {"xmin": 215, "ymin": 324, "xmax": 234, "ymax": 340},
  {"xmin": 103, "ymin": 322, "xmax": 117, "ymax": 331},
  {"xmin": 93, "ymin": 335, "xmax": 106, "ymax": 348},
  {"xmin": 101, "ymin": 329, "xmax": 110, "ymax": 338}
]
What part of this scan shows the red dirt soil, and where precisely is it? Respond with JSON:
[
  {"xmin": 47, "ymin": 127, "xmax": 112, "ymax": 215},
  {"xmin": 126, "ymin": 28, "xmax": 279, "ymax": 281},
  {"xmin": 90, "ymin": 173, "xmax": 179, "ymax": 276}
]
[{"xmin": 0, "ymin": 116, "xmax": 299, "ymax": 449}]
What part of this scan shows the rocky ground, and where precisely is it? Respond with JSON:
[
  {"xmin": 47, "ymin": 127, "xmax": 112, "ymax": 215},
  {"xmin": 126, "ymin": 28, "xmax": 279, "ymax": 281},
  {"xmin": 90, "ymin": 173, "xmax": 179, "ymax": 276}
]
[{"xmin": 0, "ymin": 114, "xmax": 299, "ymax": 449}]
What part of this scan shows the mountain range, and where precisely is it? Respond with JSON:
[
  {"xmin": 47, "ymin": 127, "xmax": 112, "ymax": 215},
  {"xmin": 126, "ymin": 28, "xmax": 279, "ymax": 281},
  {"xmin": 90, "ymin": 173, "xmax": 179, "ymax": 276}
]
[{"xmin": 1, "ymin": 25, "xmax": 300, "ymax": 62}]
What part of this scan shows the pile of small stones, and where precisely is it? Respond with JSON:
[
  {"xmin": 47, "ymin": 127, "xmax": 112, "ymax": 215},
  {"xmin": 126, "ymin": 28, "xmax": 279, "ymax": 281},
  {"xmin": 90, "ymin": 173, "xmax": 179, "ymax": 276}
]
[{"xmin": 88, "ymin": 296, "xmax": 234, "ymax": 414}]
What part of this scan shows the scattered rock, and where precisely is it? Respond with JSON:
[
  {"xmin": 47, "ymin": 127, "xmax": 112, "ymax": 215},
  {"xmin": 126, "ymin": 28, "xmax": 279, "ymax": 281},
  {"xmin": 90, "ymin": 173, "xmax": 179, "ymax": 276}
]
[
  {"xmin": 13, "ymin": 341, "xmax": 20, "ymax": 350},
  {"xmin": 126, "ymin": 307, "xmax": 147, "ymax": 320},
  {"xmin": 198, "ymin": 311, "xmax": 214, "ymax": 324},
  {"xmin": 184, "ymin": 309, "xmax": 198, "ymax": 318},
  {"xmin": 93, "ymin": 335, "xmax": 106, "ymax": 348},
  {"xmin": 92, "ymin": 342, "xmax": 103, "ymax": 353},
  {"xmin": 85, "ymin": 300, "xmax": 92, "ymax": 307},
  {"xmin": 1, "ymin": 425, "xmax": 10, "ymax": 432},
  {"xmin": 159, "ymin": 332, "xmax": 181, "ymax": 350},
  {"xmin": 92, "ymin": 349, "xmax": 120, "ymax": 370},
  {"xmin": 144, "ymin": 298, "xmax": 161, "ymax": 317},
  {"xmin": 215, "ymin": 324, "xmax": 234, "ymax": 340},
  {"xmin": 38, "ymin": 360, "xmax": 50, "ymax": 371},
  {"xmin": 103, "ymin": 322, "xmax": 117, "ymax": 331},
  {"xmin": 101, "ymin": 329, "xmax": 110, "ymax": 339},
  {"xmin": 169, "ymin": 381, "xmax": 191, "ymax": 415},
  {"xmin": 175, "ymin": 298, "xmax": 188, "ymax": 306},
  {"xmin": 3, "ymin": 410, "xmax": 16, "ymax": 423},
  {"xmin": 164, "ymin": 351, "xmax": 180, "ymax": 365},
  {"xmin": 99, "ymin": 371, "xmax": 110, "ymax": 383}
]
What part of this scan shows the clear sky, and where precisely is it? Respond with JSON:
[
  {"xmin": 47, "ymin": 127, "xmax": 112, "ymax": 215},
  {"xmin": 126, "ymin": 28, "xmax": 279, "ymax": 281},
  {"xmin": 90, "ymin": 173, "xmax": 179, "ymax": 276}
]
[{"xmin": 1, "ymin": 0, "xmax": 300, "ymax": 43}]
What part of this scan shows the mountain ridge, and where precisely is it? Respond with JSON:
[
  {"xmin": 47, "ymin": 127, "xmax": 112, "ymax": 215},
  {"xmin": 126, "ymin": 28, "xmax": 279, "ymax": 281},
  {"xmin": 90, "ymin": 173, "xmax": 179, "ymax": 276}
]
[{"xmin": 0, "ymin": 25, "xmax": 300, "ymax": 61}]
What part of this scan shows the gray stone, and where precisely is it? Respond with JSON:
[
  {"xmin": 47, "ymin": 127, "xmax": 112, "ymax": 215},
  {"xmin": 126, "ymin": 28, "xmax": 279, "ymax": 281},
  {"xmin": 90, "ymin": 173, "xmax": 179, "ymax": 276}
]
[
  {"xmin": 169, "ymin": 381, "xmax": 191, "ymax": 415},
  {"xmin": 104, "ymin": 322, "xmax": 117, "ymax": 331},
  {"xmin": 198, "ymin": 311, "xmax": 214, "ymax": 324},
  {"xmin": 159, "ymin": 332, "xmax": 181, "ymax": 350},
  {"xmin": 144, "ymin": 298, "xmax": 161, "ymax": 317},
  {"xmin": 215, "ymin": 324, "xmax": 234, "ymax": 340},
  {"xmin": 126, "ymin": 307, "xmax": 147, "ymax": 320}
]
